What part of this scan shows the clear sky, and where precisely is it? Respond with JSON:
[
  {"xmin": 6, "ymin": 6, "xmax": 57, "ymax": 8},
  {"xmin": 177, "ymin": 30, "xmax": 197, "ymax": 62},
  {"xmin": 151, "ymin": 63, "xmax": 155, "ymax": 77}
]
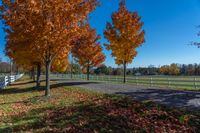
[{"xmin": 1, "ymin": 0, "xmax": 200, "ymax": 67}]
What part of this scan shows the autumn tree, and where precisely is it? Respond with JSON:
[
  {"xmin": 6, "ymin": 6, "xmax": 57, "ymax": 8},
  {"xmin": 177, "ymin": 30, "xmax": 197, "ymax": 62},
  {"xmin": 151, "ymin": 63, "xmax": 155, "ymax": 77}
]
[
  {"xmin": 169, "ymin": 64, "xmax": 180, "ymax": 75},
  {"xmin": 104, "ymin": 0, "xmax": 145, "ymax": 83},
  {"xmin": 159, "ymin": 65, "xmax": 169, "ymax": 75},
  {"xmin": 72, "ymin": 25, "xmax": 105, "ymax": 80},
  {"xmin": 5, "ymin": 34, "xmax": 42, "ymax": 87},
  {"xmin": 160, "ymin": 64, "xmax": 180, "ymax": 75},
  {"xmin": 1, "ymin": 0, "xmax": 45, "ymax": 87},
  {"xmin": 1, "ymin": 0, "xmax": 99, "ymax": 96}
]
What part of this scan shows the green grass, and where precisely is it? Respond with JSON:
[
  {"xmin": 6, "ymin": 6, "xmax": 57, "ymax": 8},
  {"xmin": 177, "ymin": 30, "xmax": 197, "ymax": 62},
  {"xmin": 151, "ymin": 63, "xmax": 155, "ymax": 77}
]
[{"xmin": 0, "ymin": 78, "xmax": 200, "ymax": 132}]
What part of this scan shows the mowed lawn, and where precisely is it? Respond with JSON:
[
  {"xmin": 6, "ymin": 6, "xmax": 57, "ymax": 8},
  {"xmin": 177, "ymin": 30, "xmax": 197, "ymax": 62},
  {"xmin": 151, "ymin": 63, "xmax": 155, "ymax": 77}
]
[{"xmin": 0, "ymin": 78, "xmax": 200, "ymax": 132}]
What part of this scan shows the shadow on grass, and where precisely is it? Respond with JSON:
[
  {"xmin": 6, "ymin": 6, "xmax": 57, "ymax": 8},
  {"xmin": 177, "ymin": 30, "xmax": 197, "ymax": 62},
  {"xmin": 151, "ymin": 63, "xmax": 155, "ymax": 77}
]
[
  {"xmin": 0, "ymin": 81, "xmax": 99, "ymax": 95},
  {"xmin": 50, "ymin": 81, "xmax": 100, "ymax": 89},
  {"xmin": 0, "ymin": 86, "xmax": 45, "ymax": 95},
  {"xmin": 1, "ymin": 96, "xmax": 198, "ymax": 133},
  {"xmin": 10, "ymin": 80, "xmax": 46, "ymax": 86},
  {"xmin": 0, "ymin": 107, "xmax": 48, "ymax": 133}
]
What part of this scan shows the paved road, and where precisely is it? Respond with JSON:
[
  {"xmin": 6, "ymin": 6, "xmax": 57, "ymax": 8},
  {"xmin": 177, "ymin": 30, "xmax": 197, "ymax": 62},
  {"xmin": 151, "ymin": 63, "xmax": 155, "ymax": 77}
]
[{"xmin": 54, "ymin": 78, "xmax": 200, "ymax": 110}]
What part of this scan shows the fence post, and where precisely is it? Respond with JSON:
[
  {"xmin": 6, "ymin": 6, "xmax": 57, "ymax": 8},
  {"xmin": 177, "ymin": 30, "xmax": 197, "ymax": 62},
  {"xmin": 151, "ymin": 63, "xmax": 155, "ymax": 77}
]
[
  {"xmin": 136, "ymin": 77, "xmax": 138, "ymax": 86},
  {"xmin": 150, "ymin": 77, "xmax": 153, "ymax": 87},
  {"xmin": 194, "ymin": 77, "xmax": 197, "ymax": 89},
  {"xmin": 168, "ymin": 77, "xmax": 170, "ymax": 88},
  {"xmin": 4, "ymin": 76, "xmax": 7, "ymax": 88}
]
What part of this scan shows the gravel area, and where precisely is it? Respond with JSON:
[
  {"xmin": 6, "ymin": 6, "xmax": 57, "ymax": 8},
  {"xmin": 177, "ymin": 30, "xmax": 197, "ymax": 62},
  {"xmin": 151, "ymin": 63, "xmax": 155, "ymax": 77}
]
[{"xmin": 54, "ymin": 78, "xmax": 200, "ymax": 110}]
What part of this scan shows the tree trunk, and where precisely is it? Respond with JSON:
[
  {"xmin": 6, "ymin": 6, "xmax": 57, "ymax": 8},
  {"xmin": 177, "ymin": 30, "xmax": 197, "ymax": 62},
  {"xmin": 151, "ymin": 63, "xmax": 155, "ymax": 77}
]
[
  {"xmin": 87, "ymin": 65, "xmax": 90, "ymax": 80},
  {"xmin": 123, "ymin": 62, "xmax": 126, "ymax": 83},
  {"xmin": 30, "ymin": 71, "xmax": 33, "ymax": 79},
  {"xmin": 71, "ymin": 64, "xmax": 73, "ymax": 79},
  {"xmin": 71, "ymin": 55, "xmax": 73, "ymax": 79},
  {"xmin": 36, "ymin": 64, "xmax": 41, "ymax": 88},
  {"xmin": 10, "ymin": 61, "xmax": 12, "ymax": 76},
  {"xmin": 31, "ymin": 67, "xmax": 36, "ymax": 82},
  {"xmin": 16, "ymin": 66, "xmax": 19, "ymax": 74},
  {"xmin": 45, "ymin": 60, "xmax": 51, "ymax": 97}
]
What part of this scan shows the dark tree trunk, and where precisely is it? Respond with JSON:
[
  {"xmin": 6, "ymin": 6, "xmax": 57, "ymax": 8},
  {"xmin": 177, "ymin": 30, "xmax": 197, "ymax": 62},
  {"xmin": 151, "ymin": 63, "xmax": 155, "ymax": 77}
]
[
  {"xmin": 71, "ymin": 55, "xmax": 73, "ymax": 79},
  {"xmin": 31, "ymin": 67, "xmax": 36, "ymax": 82},
  {"xmin": 10, "ymin": 61, "xmax": 12, "ymax": 75},
  {"xmin": 87, "ymin": 65, "xmax": 90, "ymax": 80},
  {"xmin": 45, "ymin": 60, "xmax": 51, "ymax": 97},
  {"xmin": 123, "ymin": 62, "xmax": 126, "ymax": 83},
  {"xmin": 30, "ymin": 71, "xmax": 33, "ymax": 79},
  {"xmin": 36, "ymin": 63, "xmax": 41, "ymax": 88},
  {"xmin": 71, "ymin": 64, "xmax": 73, "ymax": 79},
  {"xmin": 16, "ymin": 66, "xmax": 19, "ymax": 74}
]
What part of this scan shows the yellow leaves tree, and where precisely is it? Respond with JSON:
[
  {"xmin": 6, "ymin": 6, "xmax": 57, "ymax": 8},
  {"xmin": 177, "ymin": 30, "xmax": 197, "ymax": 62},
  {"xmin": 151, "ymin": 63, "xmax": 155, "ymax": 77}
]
[
  {"xmin": 160, "ymin": 64, "xmax": 180, "ymax": 75},
  {"xmin": 104, "ymin": 0, "xmax": 145, "ymax": 83},
  {"xmin": 72, "ymin": 25, "xmax": 105, "ymax": 80},
  {"xmin": 5, "ymin": 32, "xmax": 42, "ymax": 87},
  {"xmin": 169, "ymin": 64, "xmax": 180, "ymax": 75},
  {"xmin": 159, "ymin": 65, "xmax": 169, "ymax": 75},
  {"xmin": 1, "ymin": 0, "xmax": 99, "ymax": 96}
]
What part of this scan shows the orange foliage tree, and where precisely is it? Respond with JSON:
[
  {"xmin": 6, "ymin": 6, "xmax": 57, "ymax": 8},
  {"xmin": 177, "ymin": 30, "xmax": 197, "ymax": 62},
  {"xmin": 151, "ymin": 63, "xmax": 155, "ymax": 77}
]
[
  {"xmin": 72, "ymin": 25, "xmax": 105, "ymax": 80},
  {"xmin": 159, "ymin": 65, "xmax": 169, "ymax": 75},
  {"xmin": 5, "ymin": 32, "xmax": 42, "ymax": 87},
  {"xmin": 160, "ymin": 64, "xmax": 180, "ymax": 75},
  {"xmin": 104, "ymin": 0, "xmax": 145, "ymax": 83},
  {"xmin": 1, "ymin": 0, "xmax": 99, "ymax": 96}
]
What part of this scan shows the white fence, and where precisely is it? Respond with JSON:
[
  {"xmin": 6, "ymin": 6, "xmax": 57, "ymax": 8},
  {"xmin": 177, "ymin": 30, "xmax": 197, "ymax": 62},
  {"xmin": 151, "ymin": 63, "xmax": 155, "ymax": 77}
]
[
  {"xmin": 0, "ymin": 74, "xmax": 24, "ymax": 89},
  {"xmin": 54, "ymin": 74, "xmax": 200, "ymax": 89}
]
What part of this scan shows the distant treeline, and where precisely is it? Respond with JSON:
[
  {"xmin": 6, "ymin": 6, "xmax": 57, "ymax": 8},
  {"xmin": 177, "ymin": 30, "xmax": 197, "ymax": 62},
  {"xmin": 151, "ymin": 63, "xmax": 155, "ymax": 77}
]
[
  {"xmin": 0, "ymin": 61, "xmax": 18, "ymax": 73},
  {"xmin": 0, "ymin": 62, "xmax": 11, "ymax": 73},
  {"xmin": 1, "ymin": 60, "xmax": 200, "ymax": 76},
  {"xmin": 91, "ymin": 63, "xmax": 200, "ymax": 76}
]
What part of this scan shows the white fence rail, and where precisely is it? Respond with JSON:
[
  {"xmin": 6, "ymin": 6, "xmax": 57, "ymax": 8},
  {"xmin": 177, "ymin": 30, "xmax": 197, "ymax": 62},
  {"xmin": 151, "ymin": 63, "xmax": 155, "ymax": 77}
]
[
  {"xmin": 0, "ymin": 74, "xmax": 24, "ymax": 89},
  {"xmin": 53, "ymin": 74, "xmax": 200, "ymax": 89}
]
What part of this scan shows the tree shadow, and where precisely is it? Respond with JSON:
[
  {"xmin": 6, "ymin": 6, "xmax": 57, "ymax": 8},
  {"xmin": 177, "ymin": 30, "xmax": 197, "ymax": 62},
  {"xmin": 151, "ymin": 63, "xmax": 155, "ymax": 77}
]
[
  {"xmin": 50, "ymin": 81, "xmax": 100, "ymax": 89},
  {"xmin": 0, "ymin": 95, "xmax": 52, "ymax": 106},
  {"xmin": 0, "ymin": 86, "xmax": 45, "ymax": 95},
  {"xmin": 0, "ymin": 80, "xmax": 99, "ymax": 95},
  {"xmin": 1, "ymin": 107, "xmax": 49, "ymax": 133},
  {"xmin": 10, "ymin": 80, "xmax": 46, "ymax": 86}
]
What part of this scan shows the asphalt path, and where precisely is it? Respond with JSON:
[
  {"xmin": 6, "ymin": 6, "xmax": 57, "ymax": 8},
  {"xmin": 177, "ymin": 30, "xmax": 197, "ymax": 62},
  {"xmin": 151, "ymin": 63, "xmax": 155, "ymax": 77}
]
[{"xmin": 54, "ymin": 78, "xmax": 200, "ymax": 111}]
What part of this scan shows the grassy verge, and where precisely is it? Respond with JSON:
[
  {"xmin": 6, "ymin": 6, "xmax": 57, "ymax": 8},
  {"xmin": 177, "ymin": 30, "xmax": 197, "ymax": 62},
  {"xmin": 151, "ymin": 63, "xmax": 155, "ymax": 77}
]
[{"xmin": 0, "ymin": 78, "xmax": 199, "ymax": 132}]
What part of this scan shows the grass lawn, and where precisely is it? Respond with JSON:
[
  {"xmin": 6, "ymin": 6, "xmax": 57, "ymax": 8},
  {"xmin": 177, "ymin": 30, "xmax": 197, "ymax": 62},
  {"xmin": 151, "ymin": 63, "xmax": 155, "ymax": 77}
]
[{"xmin": 0, "ymin": 78, "xmax": 200, "ymax": 132}]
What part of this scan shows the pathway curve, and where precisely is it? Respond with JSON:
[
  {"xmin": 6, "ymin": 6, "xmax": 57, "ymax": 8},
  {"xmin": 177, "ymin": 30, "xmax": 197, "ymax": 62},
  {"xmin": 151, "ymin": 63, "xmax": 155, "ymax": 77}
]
[{"xmin": 54, "ymin": 78, "xmax": 200, "ymax": 110}]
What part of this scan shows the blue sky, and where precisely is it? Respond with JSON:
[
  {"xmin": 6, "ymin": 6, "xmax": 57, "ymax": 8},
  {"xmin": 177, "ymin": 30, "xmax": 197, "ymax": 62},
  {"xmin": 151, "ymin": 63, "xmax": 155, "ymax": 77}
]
[{"xmin": 1, "ymin": 0, "xmax": 200, "ymax": 67}]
